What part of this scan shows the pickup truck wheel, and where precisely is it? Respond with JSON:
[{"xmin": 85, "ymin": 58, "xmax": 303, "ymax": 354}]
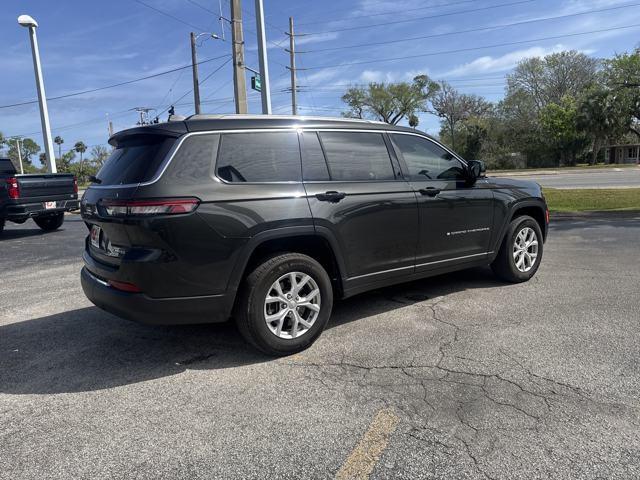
[
  {"xmin": 34, "ymin": 212, "xmax": 64, "ymax": 231},
  {"xmin": 235, "ymin": 253, "xmax": 333, "ymax": 356},
  {"xmin": 491, "ymin": 215, "xmax": 543, "ymax": 283}
]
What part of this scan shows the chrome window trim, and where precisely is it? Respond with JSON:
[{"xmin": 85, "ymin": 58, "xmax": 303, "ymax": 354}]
[{"xmin": 86, "ymin": 126, "xmax": 466, "ymax": 191}]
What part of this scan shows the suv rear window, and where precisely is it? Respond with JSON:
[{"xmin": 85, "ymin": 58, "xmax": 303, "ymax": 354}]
[
  {"xmin": 96, "ymin": 135, "xmax": 175, "ymax": 185},
  {"xmin": 216, "ymin": 132, "xmax": 301, "ymax": 183}
]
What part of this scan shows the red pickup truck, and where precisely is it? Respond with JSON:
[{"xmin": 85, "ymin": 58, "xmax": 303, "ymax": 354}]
[{"xmin": 0, "ymin": 158, "xmax": 79, "ymax": 235}]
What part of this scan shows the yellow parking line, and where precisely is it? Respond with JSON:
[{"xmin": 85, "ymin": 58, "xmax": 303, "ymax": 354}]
[{"xmin": 336, "ymin": 408, "xmax": 399, "ymax": 480}]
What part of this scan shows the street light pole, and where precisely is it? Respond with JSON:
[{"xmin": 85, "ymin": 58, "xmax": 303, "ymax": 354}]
[
  {"xmin": 190, "ymin": 32, "xmax": 220, "ymax": 115},
  {"xmin": 254, "ymin": 0, "xmax": 271, "ymax": 114},
  {"xmin": 18, "ymin": 15, "xmax": 56, "ymax": 173}
]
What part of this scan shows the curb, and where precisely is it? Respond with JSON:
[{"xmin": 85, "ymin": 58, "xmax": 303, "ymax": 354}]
[{"xmin": 550, "ymin": 210, "xmax": 640, "ymax": 220}]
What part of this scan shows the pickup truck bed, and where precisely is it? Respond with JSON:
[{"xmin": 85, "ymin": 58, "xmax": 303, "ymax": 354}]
[{"xmin": 1, "ymin": 158, "xmax": 79, "ymax": 235}]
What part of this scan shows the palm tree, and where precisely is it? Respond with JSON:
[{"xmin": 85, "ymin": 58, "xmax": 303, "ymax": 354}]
[
  {"xmin": 54, "ymin": 136, "xmax": 64, "ymax": 160},
  {"xmin": 74, "ymin": 141, "xmax": 87, "ymax": 179}
]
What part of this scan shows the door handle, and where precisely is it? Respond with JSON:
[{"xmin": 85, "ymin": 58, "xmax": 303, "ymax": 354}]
[
  {"xmin": 316, "ymin": 191, "xmax": 346, "ymax": 202},
  {"xmin": 418, "ymin": 187, "xmax": 441, "ymax": 197}
]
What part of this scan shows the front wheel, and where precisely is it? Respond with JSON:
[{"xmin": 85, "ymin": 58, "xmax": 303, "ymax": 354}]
[
  {"xmin": 34, "ymin": 212, "xmax": 64, "ymax": 231},
  {"xmin": 235, "ymin": 253, "xmax": 333, "ymax": 356},
  {"xmin": 491, "ymin": 215, "xmax": 543, "ymax": 283}
]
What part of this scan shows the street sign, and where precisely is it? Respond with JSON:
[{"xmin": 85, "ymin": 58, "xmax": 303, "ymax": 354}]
[{"xmin": 251, "ymin": 75, "xmax": 262, "ymax": 92}]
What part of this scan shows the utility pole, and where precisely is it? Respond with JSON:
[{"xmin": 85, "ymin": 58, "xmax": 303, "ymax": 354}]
[
  {"xmin": 15, "ymin": 138, "xmax": 24, "ymax": 174},
  {"xmin": 230, "ymin": 0, "xmax": 248, "ymax": 114},
  {"xmin": 286, "ymin": 17, "xmax": 297, "ymax": 115},
  {"xmin": 254, "ymin": 0, "xmax": 271, "ymax": 114},
  {"xmin": 190, "ymin": 32, "xmax": 201, "ymax": 115}
]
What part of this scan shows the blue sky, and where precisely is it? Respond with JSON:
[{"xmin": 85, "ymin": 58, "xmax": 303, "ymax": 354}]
[{"xmin": 2, "ymin": 0, "xmax": 640, "ymax": 164}]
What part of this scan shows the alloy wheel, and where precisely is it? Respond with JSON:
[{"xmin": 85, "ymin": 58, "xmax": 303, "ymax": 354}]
[
  {"xmin": 264, "ymin": 271, "xmax": 321, "ymax": 340},
  {"xmin": 513, "ymin": 226, "xmax": 539, "ymax": 273}
]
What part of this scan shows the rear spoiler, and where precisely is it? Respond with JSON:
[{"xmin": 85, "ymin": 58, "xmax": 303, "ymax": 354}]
[{"xmin": 108, "ymin": 122, "xmax": 189, "ymax": 147}]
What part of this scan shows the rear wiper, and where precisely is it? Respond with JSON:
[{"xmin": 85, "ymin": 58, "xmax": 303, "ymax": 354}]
[{"xmin": 89, "ymin": 175, "xmax": 102, "ymax": 184}]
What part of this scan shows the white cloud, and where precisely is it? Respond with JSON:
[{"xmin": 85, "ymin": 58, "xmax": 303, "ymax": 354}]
[{"xmin": 439, "ymin": 44, "xmax": 568, "ymax": 78}]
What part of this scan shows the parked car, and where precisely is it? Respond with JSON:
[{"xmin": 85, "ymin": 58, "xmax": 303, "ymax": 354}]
[
  {"xmin": 80, "ymin": 115, "xmax": 548, "ymax": 355},
  {"xmin": 0, "ymin": 158, "xmax": 79, "ymax": 235}
]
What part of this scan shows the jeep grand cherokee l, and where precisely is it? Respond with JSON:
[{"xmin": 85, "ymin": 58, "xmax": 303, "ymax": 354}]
[{"xmin": 80, "ymin": 115, "xmax": 548, "ymax": 355}]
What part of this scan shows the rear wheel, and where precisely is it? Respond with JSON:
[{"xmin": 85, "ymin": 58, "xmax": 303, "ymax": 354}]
[
  {"xmin": 34, "ymin": 212, "xmax": 64, "ymax": 231},
  {"xmin": 0, "ymin": 218, "xmax": 4, "ymax": 236},
  {"xmin": 491, "ymin": 215, "xmax": 543, "ymax": 283},
  {"xmin": 235, "ymin": 253, "xmax": 333, "ymax": 356}
]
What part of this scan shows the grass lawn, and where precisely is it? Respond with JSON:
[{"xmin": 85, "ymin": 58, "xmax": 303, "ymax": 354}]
[{"xmin": 544, "ymin": 188, "xmax": 640, "ymax": 212}]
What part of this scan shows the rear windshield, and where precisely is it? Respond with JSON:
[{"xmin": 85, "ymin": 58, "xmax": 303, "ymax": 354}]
[{"xmin": 96, "ymin": 135, "xmax": 175, "ymax": 185}]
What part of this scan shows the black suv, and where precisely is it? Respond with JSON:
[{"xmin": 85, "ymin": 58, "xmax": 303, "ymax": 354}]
[{"xmin": 81, "ymin": 115, "xmax": 548, "ymax": 355}]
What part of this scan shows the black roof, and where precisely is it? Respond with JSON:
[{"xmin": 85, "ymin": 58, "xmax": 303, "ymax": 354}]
[{"xmin": 109, "ymin": 114, "xmax": 430, "ymax": 146}]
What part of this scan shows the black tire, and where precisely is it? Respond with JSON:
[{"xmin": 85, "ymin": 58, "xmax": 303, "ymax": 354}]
[
  {"xmin": 0, "ymin": 218, "xmax": 4, "ymax": 236},
  {"xmin": 491, "ymin": 215, "xmax": 543, "ymax": 283},
  {"xmin": 34, "ymin": 212, "xmax": 64, "ymax": 231},
  {"xmin": 235, "ymin": 253, "xmax": 333, "ymax": 356}
]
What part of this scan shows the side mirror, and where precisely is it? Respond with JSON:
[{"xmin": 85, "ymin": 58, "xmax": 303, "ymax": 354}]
[{"xmin": 466, "ymin": 160, "xmax": 485, "ymax": 183}]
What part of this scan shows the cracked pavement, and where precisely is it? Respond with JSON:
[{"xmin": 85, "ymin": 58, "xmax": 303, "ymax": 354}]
[{"xmin": 1, "ymin": 213, "xmax": 639, "ymax": 479}]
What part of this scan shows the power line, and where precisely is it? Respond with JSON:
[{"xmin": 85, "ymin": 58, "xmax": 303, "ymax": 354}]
[
  {"xmin": 133, "ymin": 0, "xmax": 207, "ymax": 31},
  {"xmin": 304, "ymin": 23, "xmax": 640, "ymax": 70},
  {"xmin": 157, "ymin": 57, "xmax": 232, "ymax": 117},
  {"xmin": 0, "ymin": 54, "xmax": 231, "ymax": 110},
  {"xmin": 295, "ymin": 0, "xmax": 478, "ymax": 27},
  {"xmin": 302, "ymin": 2, "xmax": 640, "ymax": 53},
  {"xmin": 301, "ymin": 0, "xmax": 538, "ymax": 36}
]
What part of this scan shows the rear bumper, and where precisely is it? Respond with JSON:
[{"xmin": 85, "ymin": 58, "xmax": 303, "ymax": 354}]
[
  {"xmin": 81, "ymin": 266, "xmax": 233, "ymax": 325},
  {"xmin": 4, "ymin": 199, "xmax": 79, "ymax": 219}
]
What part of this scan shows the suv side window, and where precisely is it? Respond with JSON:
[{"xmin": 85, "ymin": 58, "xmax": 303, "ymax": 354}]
[
  {"xmin": 216, "ymin": 131, "xmax": 301, "ymax": 183},
  {"xmin": 319, "ymin": 131, "xmax": 396, "ymax": 181},
  {"xmin": 390, "ymin": 134, "xmax": 465, "ymax": 181},
  {"xmin": 163, "ymin": 134, "xmax": 220, "ymax": 184}
]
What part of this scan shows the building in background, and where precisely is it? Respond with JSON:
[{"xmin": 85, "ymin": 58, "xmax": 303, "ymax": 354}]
[{"xmin": 606, "ymin": 144, "xmax": 640, "ymax": 164}]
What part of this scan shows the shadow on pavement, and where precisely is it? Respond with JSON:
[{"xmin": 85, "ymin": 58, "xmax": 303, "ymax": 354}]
[{"xmin": 0, "ymin": 267, "xmax": 503, "ymax": 395}]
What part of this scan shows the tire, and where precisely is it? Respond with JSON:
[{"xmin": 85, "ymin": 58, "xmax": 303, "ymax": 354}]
[
  {"xmin": 0, "ymin": 218, "xmax": 4, "ymax": 236},
  {"xmin": 34, "ymin": 212, "xmax": 64, "ymax": 231},
  {"xmin": 491, "ymin": 215, "xmax": 543, "ymax": 283},
  {"xmin": 235, "ymin": 253, "xmax": 333, "ymax": 356}
]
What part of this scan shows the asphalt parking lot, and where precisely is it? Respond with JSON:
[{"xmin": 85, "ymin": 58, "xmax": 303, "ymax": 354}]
[{"xmin": 1, "ymin": 213, "xmax": 639, "ymax": 479}]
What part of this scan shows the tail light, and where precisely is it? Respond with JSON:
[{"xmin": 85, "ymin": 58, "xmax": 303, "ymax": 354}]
[
  {"xmin": 98, "ymin": 198, "xmax": 200, "ymax": 217},
  {"xmin": 73, "ymin": 176, "xmax": 78, "ymax": 194},
  {"xmin": 6, "ymin": 177, "xmax": 19, "ymax": 199}
]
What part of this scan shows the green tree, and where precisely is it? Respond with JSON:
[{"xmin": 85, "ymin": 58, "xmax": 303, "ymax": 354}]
[
  {"xmin": 577, "ymin": 87, "xmax": 630, "ymax": 164},
  {"xmin": 604, "ymin": 49, "xmax": 640, "ymax": 139},
  {"xmin": 54, "ymin": 136, "xmax": 64, "ymax": 161},
  {"xmin": 57, "ymin": 150, "xmax": 76, "ymax": 173},
  {"xmin": 539, "ymin": 96, "xmax": 588, "ymax": 166},
  {"xmin": 507, "ymin": 51, "xmax": 600, "ymax": 112},
  {"xmin": 431, "ymin": 82, "xmax": 492, "ymax": 151},
  {"xmin": 74, "ymin": 141, "xmax": 87, "ymax": 180},
  {"xmin": 90, "ymin": 145, "xmax": 110, "ymax": 169},
  {"xmin": 341, "ymin": 75, "xmax": 439, "ymax": 125},
  {"xmin": 6, "ymin": 138, "xmax": 40, "ymax": 167}
]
